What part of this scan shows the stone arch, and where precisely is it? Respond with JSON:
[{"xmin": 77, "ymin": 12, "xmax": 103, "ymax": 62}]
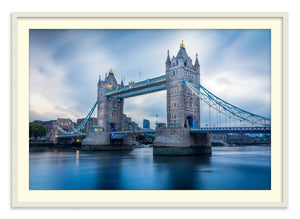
[
  {"xmin": 184, "ymin": 116, "xmax": 194, "ymax": 128},
  {"xmin": 109, "ymin": 123, "xmax": 118, "ymax": 132}
]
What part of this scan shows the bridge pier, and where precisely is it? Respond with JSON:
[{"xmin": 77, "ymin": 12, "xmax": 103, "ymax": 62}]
[
  {"xmin": 81, "ymin": 131, "xmax": 133, "ymax": 151},
  {"xmin": 153, "ymin": 128, "xmax": 212, "ymax": 156}
]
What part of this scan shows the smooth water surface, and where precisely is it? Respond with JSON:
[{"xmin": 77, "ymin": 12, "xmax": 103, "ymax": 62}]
[{"xmin": 29, "ymin": 146, "xmax": 271, "ymax": 190}]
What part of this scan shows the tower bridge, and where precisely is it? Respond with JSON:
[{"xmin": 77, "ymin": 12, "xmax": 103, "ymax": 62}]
[{"xmin": 52, "ymin": 42, "xmax": 270, "ymax": 155}]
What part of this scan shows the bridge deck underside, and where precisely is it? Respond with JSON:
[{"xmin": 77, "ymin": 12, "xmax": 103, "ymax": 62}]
[{"xmin": 56, "ymin": 134, "xmax": 87, "ymax": 139}]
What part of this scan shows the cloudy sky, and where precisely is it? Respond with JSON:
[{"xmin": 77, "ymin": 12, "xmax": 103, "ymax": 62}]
[{"xmin": 29, "ymin": 29, "xmax": 271, "ymax": 128}]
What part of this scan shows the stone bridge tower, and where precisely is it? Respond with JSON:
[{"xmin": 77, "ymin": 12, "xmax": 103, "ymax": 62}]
[
  {"xmin": 154, "ymin": 42, "xmax": 211, "ymax": 155},
  {"xmin": 97, "ymin": 69, "xmax": 124, "ymax": 132},
  {"xmin": 82, "ymin": 70, "xmax": 131, "ymax": 148},
  {"xmin": 165, "ymin": 41, "xmax": 200, "ymax": 128}
]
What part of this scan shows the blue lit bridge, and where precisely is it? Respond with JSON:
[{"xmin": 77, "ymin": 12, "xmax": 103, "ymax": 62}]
[
  {"xmin": 50, "ymin": 43, "xmax": 271, "ymax": 153},
  {"xmin": 52, "ymin": 74, "xmax": 270, "ymax": 138},
  {"xmin": 52, "ymin": 74, "xmax": 270, "ymax": 141}
]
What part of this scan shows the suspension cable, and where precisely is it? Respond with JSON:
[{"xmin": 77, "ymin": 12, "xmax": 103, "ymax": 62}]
[{"xmin": 183, "ymin": 78, "xmax": 270, "ymax": 126}]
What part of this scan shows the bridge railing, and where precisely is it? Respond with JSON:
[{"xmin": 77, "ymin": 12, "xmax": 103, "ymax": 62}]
[
  {"xmin": 190, "ymin": 126, "xmax": 270, "ymax": 131},
  {"xmin": 149, "ymin": 75, "xmax": 166, "ymax": 83},
  {"xmin": 190, "ymin": 126, "xmax": 271, "ymax": 134}
]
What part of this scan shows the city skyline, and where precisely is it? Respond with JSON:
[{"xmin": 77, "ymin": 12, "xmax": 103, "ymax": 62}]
[{"xmin": 30, "ymin": 29, "xmax": 271, "ymax": 128}]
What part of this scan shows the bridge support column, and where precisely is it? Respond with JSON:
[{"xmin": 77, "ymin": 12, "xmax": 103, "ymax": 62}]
[
  {"xmin": 82, "ymin": 131, "xmax": 110, "ymax": 145},
  {"xmin": 123, "ymin": 135, "xmax": 135, "ymax": 145},
  {"xmin": 81, "ymin": 132, "xmax": 133, "ymax": 151},
  {"xmin": 153, "ymin": 128, "xmax": 212, "ymax": 156}
]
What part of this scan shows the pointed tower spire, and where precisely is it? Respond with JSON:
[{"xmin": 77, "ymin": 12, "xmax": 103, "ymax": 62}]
[
  {"xmin": 121, "ymin": 77, "xmax": 124, "ymax": 86},
  {"xmin": 104, "ymin": 72, "xmax": 108, "ymax": 83},
  {"xmin": 195, "ymin": 53, "xmax": 199, "ymax": 66},
  {"xmin": 176, "ymin": 40, "xmax": 188, "ymax": 67},
  {"xmin": 166, "ymin": 50, "xmax": 171, "ymax": 63},
  {"xmin": 98, "ymin": 75, "xmax": 101, "ymax": 85},
  {"xmin": 166, "ymin": 50, "xmax": 171, "ymax": 70},
  {"xmin": 195, "ymin": 53, "xmax": 200, "ymax": 73}
]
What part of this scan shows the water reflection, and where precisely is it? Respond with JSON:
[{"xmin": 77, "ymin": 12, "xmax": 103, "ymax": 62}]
[
  {"xmin": 153, "ymin": 155, "xmax": 211, "ymax": 190},
  {"xmin": 75, "ymin": 150, "xmax": 79, "ymax": 165},
  {"xmin": 29, "ymin": 146, "xmax": 271, "ymax": 190}
]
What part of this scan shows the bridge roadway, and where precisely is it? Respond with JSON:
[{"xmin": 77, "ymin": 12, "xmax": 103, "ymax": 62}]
[
  {"xmin": 189, "ymin": 126, "xmax": 270, "ymax": 134},
  {"xmin": 110, "ymin": 126, "xmax": 271, "ymax": 139},
  {"xmin": 56, "ymin": 127, "xmax": 270, "ymax": 139}
]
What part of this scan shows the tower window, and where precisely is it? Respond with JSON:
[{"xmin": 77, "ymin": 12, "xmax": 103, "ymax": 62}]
[{"xmin": 170, "ymin": 88, "xmax": 178, "ymax": 94}]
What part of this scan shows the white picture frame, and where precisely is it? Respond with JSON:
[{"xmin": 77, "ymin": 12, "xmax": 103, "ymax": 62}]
[{"xmin": 11, "ymin": 12, "xmax": 288, "ymax": 207}]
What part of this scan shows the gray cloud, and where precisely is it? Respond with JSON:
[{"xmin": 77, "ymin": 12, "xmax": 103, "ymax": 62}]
[{"xmin": 30, "ymin": 29, "xmax": 271, "ymax": 127}]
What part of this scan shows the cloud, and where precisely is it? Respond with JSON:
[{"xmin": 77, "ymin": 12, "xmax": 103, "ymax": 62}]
[
  {"xmin": 124, "ymin": 91, "xmax": 166, "ymax": 129},
  {"xmin": 30, "ymin": 30, "xmax": 116, "ymax": 121},
  {"xmin": 199, "ymin": 30, "xmax": 271, "ymax": 118},
  {"xmin": 30, "ymin": 29, "xmax": 271, "ymax": 127}
]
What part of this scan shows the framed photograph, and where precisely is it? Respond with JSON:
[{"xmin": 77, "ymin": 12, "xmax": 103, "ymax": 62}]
[{"xmin": 12, "ymin": 12, "xmax": 288, "ymax": 207}]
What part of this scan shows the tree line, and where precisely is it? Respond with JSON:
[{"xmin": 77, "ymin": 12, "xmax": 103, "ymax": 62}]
[{"xmin": 29, "ymin": 123, "xmax": 47, "ymax": 138}]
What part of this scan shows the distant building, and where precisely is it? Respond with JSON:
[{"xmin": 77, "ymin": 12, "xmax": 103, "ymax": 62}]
[
  {"xmin": 212, "ymin": 133, "xmax": 227, "ymax": 142},
  {"xmin": 143, "ymin": 119, "xmax": 150, "ymax": 129},
  {"xmin": 243, "ymin": 134, "xmax": 252, "ymax": 144},
  {"xmin": 76, "ymin": 118, "xmax": 84, "ymax": 125},
  {"xmin": 44, "ymin": 124, "xmax": 53, "ymax": 134},
  {"xmin": 226, "ymin": 133, "xmax": 271, "ymax": 145},
  {"xmin": 121, "ymin": 114, "xmax": 141, "ymax": 131},
  {"xmin": 56, "ymin": 118, "xmax": 75, "ymax": 132},
  {"xmin": 121, "ymin": 114, "xmax": 130, "ymax": 131},
  {"xmin": 227, "ymin": 134, "xmax": 243, "ymax": 144}
]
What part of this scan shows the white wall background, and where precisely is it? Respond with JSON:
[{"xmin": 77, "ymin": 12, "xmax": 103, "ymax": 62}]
[{"xmin": 1, "ymin": 0, "xmax": 298, "ymax": 218}]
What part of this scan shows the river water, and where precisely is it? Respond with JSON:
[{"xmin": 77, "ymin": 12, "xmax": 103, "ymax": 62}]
[{"xmin": 29, "ymin": 146, "xmax": 271, "ymax": 190}]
